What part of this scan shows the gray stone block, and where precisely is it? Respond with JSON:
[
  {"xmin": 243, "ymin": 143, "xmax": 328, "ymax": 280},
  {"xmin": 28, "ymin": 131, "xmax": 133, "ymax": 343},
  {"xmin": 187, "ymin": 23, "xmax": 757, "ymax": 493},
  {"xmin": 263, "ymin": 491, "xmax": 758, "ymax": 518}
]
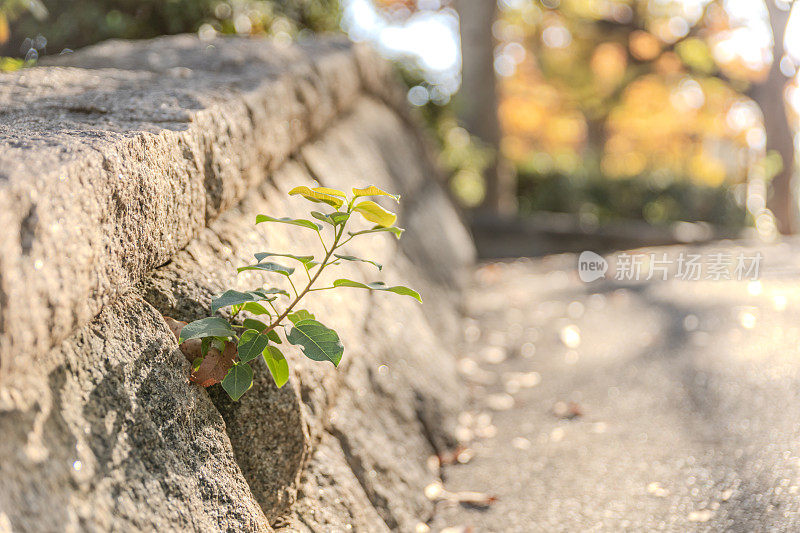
[{"xmin": 0, "ymin": 35, "xmax": 474, "ymax": 531}]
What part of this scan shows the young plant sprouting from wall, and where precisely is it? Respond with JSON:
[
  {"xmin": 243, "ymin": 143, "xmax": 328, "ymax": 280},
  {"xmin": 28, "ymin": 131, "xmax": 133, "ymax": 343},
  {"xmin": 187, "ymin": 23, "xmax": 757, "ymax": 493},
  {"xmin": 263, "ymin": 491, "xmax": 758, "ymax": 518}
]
[{"xmin": 171, "ymin": 185, "xmax": 421, "ymax": 401}]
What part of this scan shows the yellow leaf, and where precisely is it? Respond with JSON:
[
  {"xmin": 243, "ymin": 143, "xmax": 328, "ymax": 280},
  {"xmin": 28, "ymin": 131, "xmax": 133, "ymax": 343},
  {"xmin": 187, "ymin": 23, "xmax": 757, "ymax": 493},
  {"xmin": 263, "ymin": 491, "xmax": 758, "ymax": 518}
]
[
  {"xmin": 0, "ymin": 56, "xmax": 24, "ymax": 72},
  {"xmin": 353, "ymin": 200, "xmax": 397, "ymax": 228},
  {"xmin": 352, "ymin": 186, "xmax": 400, "ymax": 202},
  {"xmin": 289, "ymin": 186, "xmax": 343, "ymax": 208},
  {"xmin": 313, "ymin": 186, "xmax": 347, "ymax": 198}
]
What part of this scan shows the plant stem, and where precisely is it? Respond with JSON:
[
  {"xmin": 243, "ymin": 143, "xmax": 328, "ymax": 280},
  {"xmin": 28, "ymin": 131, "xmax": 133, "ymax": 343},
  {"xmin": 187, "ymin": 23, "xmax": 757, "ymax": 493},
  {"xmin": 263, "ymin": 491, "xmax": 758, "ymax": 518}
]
[
  {"xmin": 315, "ymin": 230, "xmax": 329, "ymax": 254},
  {"xmin": 288, "ymin": 277, "xmax": 300, "ymax": 298},
  {"xmin": 261, "ymin": 223, "xmax": 345, "ymax": 334}
]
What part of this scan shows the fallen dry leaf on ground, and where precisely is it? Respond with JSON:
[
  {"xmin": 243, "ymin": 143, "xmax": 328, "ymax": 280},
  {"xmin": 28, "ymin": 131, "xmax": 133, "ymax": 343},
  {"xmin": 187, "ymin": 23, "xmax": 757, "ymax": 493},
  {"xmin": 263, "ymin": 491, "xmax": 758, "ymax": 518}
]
[
  {"xmin": 435, "ymin": 446, "xmax": 475, "ymax": 467},
  {"xmin": 440, "ymin": 526, "xmax": 473, "ymax": 533},
  {"xmin": 424, "ymin": 482, "xmax": 497, "ymax": 509},
  {"xmin": 448, "ymin": 491, "xmax": 498, "ymax": 508},
  {"xmin": 552, "ymin": 401, "xmax": 583, "ymax": 419}
]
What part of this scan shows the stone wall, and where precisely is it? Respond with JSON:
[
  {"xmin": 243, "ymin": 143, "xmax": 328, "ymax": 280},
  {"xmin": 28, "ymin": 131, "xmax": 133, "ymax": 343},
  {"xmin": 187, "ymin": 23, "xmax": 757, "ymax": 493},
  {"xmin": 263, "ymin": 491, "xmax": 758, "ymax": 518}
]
[{"xmin": 0, "ymin": 35, "xmax": 474, "ymax": 531}]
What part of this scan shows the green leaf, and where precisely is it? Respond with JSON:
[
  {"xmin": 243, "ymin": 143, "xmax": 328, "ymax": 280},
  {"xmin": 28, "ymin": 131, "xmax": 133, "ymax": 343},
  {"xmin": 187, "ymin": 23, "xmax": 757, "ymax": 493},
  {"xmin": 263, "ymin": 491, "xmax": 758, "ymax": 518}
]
[
  {"xmin": 238, "ymin": 330, "xmax": 271, "ymax": 363},
  {"xmin": 237, "ymin": 262, "xmax": 295, "ymax": 277},
  {"xmin": 262, "ymin": 345, "xmax": 290, "ymax": 388},
  {"xmin": 179, "ymin": 317, "xmax": 235, "ymax": 342},
  {"xmin": 332, "ymin": 279, "xmax": 422, "ymax": 302},
  {"xmin": 330, "ymin": 212, "xmax": 351, "ymax": 225},
  {"xmin": 221, "ymin": 363, "xmax": 254, "ymax": 401},
  {"xmin": 254, "ymin": 252, "xmax": 314, "ymax": 266},
  {"xmin": 255, "ymin": 214, "xmax": 322, "ymax": 231},
  {"xmin": 311, "ymin": 211, "xmax": 334, "ymax": 225},
  {"xmin": 211, "ymin": 337, "xmax": 228, "ymax": 351},
  {"xmin": 243, "ymin": 318, "xmax": 268, "ymax": 332},
  {"xmin": 211, "ymin": 289, "xmax": 278, "ymax": 313},
  {"xmin": 242, "ymin": 302, "xmax": 270, "ymax": 316},
  {"xmin": 287, "ymin": 319, "xmax": 344, "ymax": 366},
  {"xmin": 288, "ymin": 186, "xmax": 344, "ymax": 209},
  {"xmin": 243, "ymin": 318, "xmax": 282, "ymax": 343},
  {"xmin": 333, "ymin": 254, "xmax": 382, "ymax": 271},
  {"xmin": 312, "ymin": 211, "xmax": 351, "ymax": 226},
  {"xmin": 287, "ymin": 309, "xmax": 315, "ymax": 324},
  {"xmin": 348, "ymin": 225, "xmax": 405, "ymax": 239},
  {"xmin": 196, "ymin": 336, "xmax": 231, "ymax": 360},
  {"xmin": 192, "ymin": 357, "xmax": 203, "ymax": 372},
  {"xmin": 255, "ymin": 288, "xmax": 291, "ymax": 298},
  {"xmin": 352, "ymin": 185, "xmax": 400, "ymax": 202},
  {"xmin": 353, "ymin": 200, "xmax": 397, "ymax": 228},
  {"xmin": 266, "ymin": 329, "xmax": 281, "ymax": 344}
]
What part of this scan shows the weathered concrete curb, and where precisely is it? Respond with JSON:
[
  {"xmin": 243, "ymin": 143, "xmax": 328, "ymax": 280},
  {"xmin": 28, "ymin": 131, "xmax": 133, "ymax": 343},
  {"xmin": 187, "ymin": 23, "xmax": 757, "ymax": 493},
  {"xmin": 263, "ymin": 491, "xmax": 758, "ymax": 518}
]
[{"xmin": 0, "ymin": 35, "xmax": 474, "ymax": 531}]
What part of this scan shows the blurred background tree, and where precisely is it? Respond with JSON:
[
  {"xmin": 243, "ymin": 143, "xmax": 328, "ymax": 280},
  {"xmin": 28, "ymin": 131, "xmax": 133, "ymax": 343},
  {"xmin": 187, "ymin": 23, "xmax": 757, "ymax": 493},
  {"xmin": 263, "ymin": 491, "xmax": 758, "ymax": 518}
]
[
  {"xmin": 0, "ymin": 0, "xmax": 340, "ymax": 57},
  {"xmin": 754, "ymin": 0, "xmax": 795, "ymax": 233},
  {"xmin": 457, "ymin": 0, "xmax": 516, "ymax": 214},
  {"xmin": 495, "ymin": 0, "xmax": 797, "ymax": 234},
  {"xmin": 351, "ymin": 0, "xmax": 800, "ymax": 237},
  {"xmin": 2, "ymin": 0, "xmax": 798, "ymax": 238}
]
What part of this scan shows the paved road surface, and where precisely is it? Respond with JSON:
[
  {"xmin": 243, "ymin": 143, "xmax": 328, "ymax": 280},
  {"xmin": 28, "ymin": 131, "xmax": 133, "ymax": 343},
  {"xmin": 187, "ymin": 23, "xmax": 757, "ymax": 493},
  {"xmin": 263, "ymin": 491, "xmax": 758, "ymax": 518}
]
[{"xmin": 430, "ymin": 242, "xmax": 800, "ymax": 532}]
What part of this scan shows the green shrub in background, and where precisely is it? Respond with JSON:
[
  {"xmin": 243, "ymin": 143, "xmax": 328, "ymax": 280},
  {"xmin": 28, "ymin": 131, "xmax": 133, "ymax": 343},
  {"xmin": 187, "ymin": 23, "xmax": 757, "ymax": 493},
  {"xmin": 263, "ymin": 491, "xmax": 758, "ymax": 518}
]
[
  {"xmin": 393, "ymin": 66, "xmax": 494, "ymax": 209},
  {"xmin": 517, "ymin": 171, "xmax": 748, "ymax": 229},
  {"xmin": 0, "ymin": 0, "xmax": 340, "ymax": 57}
]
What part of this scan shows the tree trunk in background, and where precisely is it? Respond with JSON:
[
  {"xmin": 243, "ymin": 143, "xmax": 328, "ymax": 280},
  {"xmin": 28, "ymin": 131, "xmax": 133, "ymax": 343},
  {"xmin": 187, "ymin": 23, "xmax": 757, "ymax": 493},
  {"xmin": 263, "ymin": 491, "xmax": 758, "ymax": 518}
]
[
  {"xmin": 456, "ymin": 0, "xmax": 516, "ymax": 214},
  {"xmin": 752, "ymin": 0, "xmax": 795, "ymax": 234},
  {"xmin": 584, "ymin": 115, "xmax": 607, "ymax": 175}
]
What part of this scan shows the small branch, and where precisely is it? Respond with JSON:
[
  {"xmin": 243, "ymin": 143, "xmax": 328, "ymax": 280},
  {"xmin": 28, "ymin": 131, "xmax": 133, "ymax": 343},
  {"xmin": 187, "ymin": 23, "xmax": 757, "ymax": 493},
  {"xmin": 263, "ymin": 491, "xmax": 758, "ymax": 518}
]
[
  {"xmin": 315, "ymin": 230, "xmax": 329, "ymax": 254},
  {"xmin": 337, "ymin": 235, "xmax": 354, "ymax": 248},
  {"xmin": 288, "ymin": 277, "xmax": 300, "ymax": 298},
  {"xmin": 261, "ymin": 223, "xmax": 346, "ymax": 335}
]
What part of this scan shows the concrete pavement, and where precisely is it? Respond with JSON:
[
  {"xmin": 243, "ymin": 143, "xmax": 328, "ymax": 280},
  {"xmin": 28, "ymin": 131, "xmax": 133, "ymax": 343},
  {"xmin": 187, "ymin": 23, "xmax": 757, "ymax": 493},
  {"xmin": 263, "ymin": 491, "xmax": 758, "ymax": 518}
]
[{"xmin": 431, "ymin": 242, "xmax": 800, "ymax": 532}]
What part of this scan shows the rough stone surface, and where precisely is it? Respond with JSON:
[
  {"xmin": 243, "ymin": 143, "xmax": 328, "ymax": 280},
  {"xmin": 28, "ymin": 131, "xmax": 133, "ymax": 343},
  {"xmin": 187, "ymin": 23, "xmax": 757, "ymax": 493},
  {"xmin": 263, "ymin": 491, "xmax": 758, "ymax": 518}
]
[
  {"xmin": 0, "ymin": 35, "xmax": 473, "ymax": 531},
  {"xmin": 0, "ymin": 294, "xmax": 271, "ymax": 532},
  {"xmin": 273, "ymin": 434, "xmax": 392, "ymax": 533},
  {"xmin": 140, "ymin": 122, "xmax": 466, "ymax": 528},
  {"xmin": 299, "ymin": 100, "xmax": 473, "ymax": 341},
  {"xmin": 0, "ymin": 34, "xmax": 408, "ymax": 380}
]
